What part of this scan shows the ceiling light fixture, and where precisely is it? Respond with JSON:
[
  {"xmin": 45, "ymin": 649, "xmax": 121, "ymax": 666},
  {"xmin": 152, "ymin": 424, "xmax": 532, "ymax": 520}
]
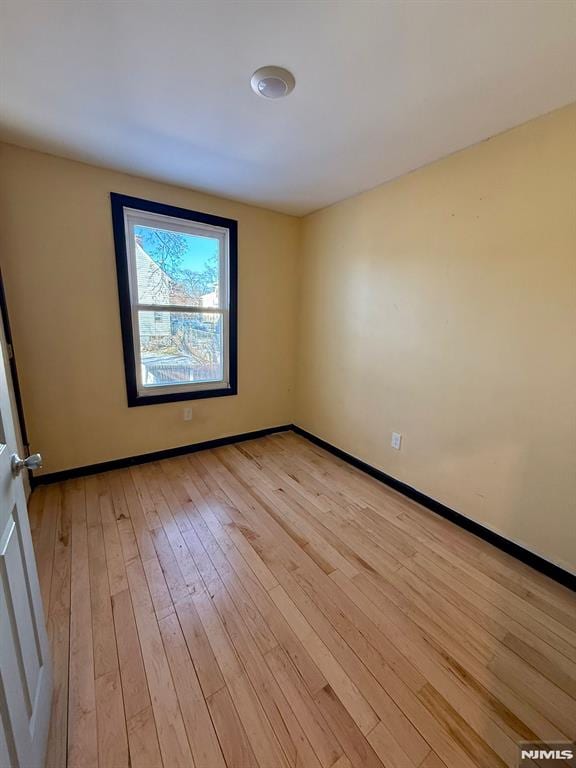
[{"xmin": 250, "ymin": 66, "xmax": 295, "ymax": 99}]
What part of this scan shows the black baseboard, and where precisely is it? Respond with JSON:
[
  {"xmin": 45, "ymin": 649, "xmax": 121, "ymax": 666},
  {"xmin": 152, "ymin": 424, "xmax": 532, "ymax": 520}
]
[
  {"xmin": 292, "ymin": 425, "xmax": 576, "ymax": 593},
  {"xmin": 31, "ymin": 421, "xmax": 575, "ymax": 592},
  {"xmin": 31, "ymin": 424, "xmax": 292, "ymax": 487}
]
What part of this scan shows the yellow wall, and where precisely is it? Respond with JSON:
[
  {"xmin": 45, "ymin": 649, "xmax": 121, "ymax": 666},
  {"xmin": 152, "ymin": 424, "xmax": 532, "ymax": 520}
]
[
  {"xmin": 1, "ymin": 105, "xmax": 575, "ymax": 572},
  {"xmin": 296, "ymin": 104, "xmax": 576, "ymax": 573},
  {"xmin": 0, "ymin": 144, "xmax": 299, "ymax": 474}
]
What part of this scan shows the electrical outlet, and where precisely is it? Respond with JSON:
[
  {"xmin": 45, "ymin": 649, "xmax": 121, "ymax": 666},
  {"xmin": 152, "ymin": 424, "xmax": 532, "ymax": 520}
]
[
  {"xmin": 183, "ymin": 407, "xmax": 193, "ymax": 421},
  {"xmin": 391, "ymin": 432, "xmax": 402, "ymax": 450}
]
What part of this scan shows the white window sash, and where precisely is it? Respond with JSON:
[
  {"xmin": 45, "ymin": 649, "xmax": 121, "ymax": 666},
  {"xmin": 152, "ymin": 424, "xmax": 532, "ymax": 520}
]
[{"xmin": 122, "ymin": 208, "xmax": 231, "ymax": 396}]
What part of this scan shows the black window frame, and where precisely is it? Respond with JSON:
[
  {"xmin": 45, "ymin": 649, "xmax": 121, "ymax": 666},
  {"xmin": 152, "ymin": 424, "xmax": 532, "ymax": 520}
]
[{"xmin": 110, "ymin": 192, "xmax": 238, "ymax": 407}]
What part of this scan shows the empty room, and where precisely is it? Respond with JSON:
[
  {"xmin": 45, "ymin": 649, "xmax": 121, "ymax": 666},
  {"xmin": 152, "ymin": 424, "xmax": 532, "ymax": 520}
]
[{"xmin": 0, "ymin": 1, "xmax": 575, "ymax": 767}]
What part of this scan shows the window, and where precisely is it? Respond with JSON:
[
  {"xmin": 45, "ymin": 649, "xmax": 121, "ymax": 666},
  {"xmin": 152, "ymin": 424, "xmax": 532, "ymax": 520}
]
[{"xmin": 111, "ymin": 193, "xmax": 237, "ymax": 406}]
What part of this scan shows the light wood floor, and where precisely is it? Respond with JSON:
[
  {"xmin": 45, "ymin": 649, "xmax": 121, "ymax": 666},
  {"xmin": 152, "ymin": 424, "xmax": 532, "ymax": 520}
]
[{"xmin": 30, "ymin": 431, "xmax": 576, "ymax": 768}]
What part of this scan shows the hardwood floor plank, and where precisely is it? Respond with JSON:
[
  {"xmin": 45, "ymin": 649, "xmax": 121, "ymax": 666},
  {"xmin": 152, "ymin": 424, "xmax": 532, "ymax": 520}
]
[
  {"xmin": 258, "ymin": 442, "xmax": 414, "ymax": 564},
  {"xmin": 67, "ymin": 479, "xmax": 98, "ymax": 768},
  {"xmin": 179, "ymin": 457, "xmax": 327, "ymax": 692},
  {"xmin": 192, "ymin": 585, "xmax": 244, "ymax": 683},
  {"xmin": 295, "ymin": 563, "xmax": 427, "ymax": 693},
  {"xmin": 147, "ymin": 470, "xmax": 205, "ymax": 596},
  {"xmin": 395, "ymin": 510, "xmax": 576, "ymax": 655},
  {"xmin": 227, "ymin": 671, "xmax": 293, "ymax": 768},
  {"xmin": 331, "ymin": 757, "xmax": 354, "ymax": 768},
  {"xmin": 150, "ymin": 461, "xmax": 193, "ymax": 534},
  {"xmin": 367, "ymin": 720, "xmax": 427, "ymax": 768},
  {"xmin": 126, "ymin": 705, "xmax": 163, "ymax": 768},
  {"xmin": 237, "ymin": 441, "xmax": 401, "ymax": 577},
  {"xmin": 417, "ymin": 683, "xmax": 509, "ymax": 768},
  {"xmin": 34, "ymin": 435, "xmax": 575, "ymax": 768},
  {"xmin": 402, "ymin": 503, "xmax": 576, "ymax": 631},
  {"xmin": 396, "ymin": 563, "xmax": 576, "ymax": 728},
  {"xmin": 374, "ymin": 566, "xmax": 574, "ymax": 740},
  {"xmin": 112, "ymin": 588, "xmax": 150, "ymax": 722},
  {"xmin": 405, "ymin": 554, "xmax": 576, "ymax": 687},
  {"xmin": 502, "ymin": 632, "xmax": 576, "ymax": 699},
  {"xmin": 406, "ymin": 541, "xmax": 576, "ymax": 663},
  {"xmin": 331, "ymin": 569, "xmax": 529, "ymax": 759},
  {"xmin": 275, "ymin": 566, "xmax": 431, "ymax": 767},
  {"xmin": 277, "ymin": 433, "xmax": 405, "ymax": 515},
  {"xmin": 142, "ymin": 461, "xmax": 174, "ymax": 510},
  {"xmin": 205, "ymin": 509, "xmax": 328, "ymax": 690},
  {"xmin": 142, "ymin": 554, "xmax": 174, "ymax": 621},
  {"xmin": 221, "ymin": 444, "xmax": 359, "ymax": 578},
  {"xmin": 107, "ymin": 471, "xmax": 130, "ymax": 522},
  {"xmin": 28, "ymin": 483, "xmax": 45, "ymax": 532},
  {"xmin": 209, "ymin": 578, "xmax": 306, "ymax": 767},
  {"xmin": 173, "ymin": 481, "xmax": 327, "ymax": 768},
  {"xmin": 420, "ymin": 752, "xmax": 449, "ymax": 768},
  {"xmin": 95, "ymin": 669, "xmax": 129, "ymax": 768},
  {"xmin": 313, "ymin": 684, "xmax": 384, "ymax": 768},
  {"xmin": 265, "ymin": 645, "xmax": 343, "ymax": 768},
  {"xmin": 88, "ymin": 522, "xmax": 118, "ymax": 679},
  {"xmin": 125, "ymin": 559, "xmax": 194, "ymax": 767},
  {"xmin": 85, "ymin": 475, "xmax": 101, "ymax": 530},
  {"xmin": 120, "ymin": 470, "xmax": 157, "ymax": 562},
  {"xmin": 44, "ymin": 482, "xmax": 71, "ymax": 768},
  {"xmin": 186, "ymin": 452, "xmax": 280, "ymax": 591},
  {"xmin": 117, "ymin": 516, "xmax": 140, "ymax": 565},
  {"xmin": 130, "ymin": 465, "xmax": 163, "ymax": 531},
  {"xmin": 32, "ymin": 484, "xmax": 58, "ymax": 613},
  {"xmin": 99, "ymin": 476, "xmax": 129, "ymax": 597},
  {"xmin": 350, "ymin": 570, "xmax": 568, "ymax": 745},
  {"xmin": 269, "ymin": 583, "xmax": 379, "ymax": 736},
  {"xmin": 206, "ymin": 685, "xmax": 259, "ymax": 768},
  {"xmin": 180, "ymin": 500, "xmax": 278, "ymax": 655},
  {"xmin": 159, "ymin": 612, "xmax": 227, "ymax": 768},
  {"xmin": 150, "ymin": 526, "xmax": 191, "ymax": 604},
  {"xmin": 248, "ymin": 656, "xmax": 325, "ymax": 768},
  {"xmin": 175, "ymin": 596, "xmax": 226, "ymax": 698}
]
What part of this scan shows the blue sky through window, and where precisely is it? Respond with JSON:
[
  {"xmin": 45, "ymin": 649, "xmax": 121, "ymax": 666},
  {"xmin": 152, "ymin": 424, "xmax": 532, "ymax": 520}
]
[{"xmin": 134, "ymin": 224, "xmax": 219, "ymax": 279}]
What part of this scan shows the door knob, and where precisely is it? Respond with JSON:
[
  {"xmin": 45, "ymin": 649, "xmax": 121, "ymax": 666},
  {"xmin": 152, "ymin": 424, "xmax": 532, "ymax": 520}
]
[{"xmin": 11, "ymin": 453, "xmax": 43, "ymax": 476}]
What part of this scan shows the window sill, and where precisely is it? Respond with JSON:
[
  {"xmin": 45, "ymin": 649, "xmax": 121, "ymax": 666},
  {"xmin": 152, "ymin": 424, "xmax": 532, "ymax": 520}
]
[{"xmin": 127, "ymin": 384, "xmax": 237, "ymax": 407}]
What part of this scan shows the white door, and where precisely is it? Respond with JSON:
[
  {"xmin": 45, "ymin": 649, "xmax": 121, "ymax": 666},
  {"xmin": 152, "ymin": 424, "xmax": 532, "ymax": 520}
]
[{"xmin": 0, "ymin": 320, "xmax": 52, "ymax": 766}]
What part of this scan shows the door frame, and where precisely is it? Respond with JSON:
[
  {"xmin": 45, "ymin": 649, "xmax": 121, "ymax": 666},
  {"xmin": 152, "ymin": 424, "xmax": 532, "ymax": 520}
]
[{"xmin": 0, "ymin": 271, "xmax": 29, "ymax": 456}]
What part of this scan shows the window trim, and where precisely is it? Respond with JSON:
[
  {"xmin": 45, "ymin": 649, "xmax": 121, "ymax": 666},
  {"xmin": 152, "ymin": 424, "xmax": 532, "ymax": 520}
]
[
  {"xmin": 110, "ymin": 193, "xmax": 238, "ymax": 407},
  {"xmin": 125, "ymin": 209, "xmax": 230, "ymax": 398}
]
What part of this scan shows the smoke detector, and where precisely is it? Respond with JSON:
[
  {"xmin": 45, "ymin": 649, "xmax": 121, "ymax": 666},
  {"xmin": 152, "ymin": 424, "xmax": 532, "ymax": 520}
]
[{"xmin": 250, "ymin": 66, "xmax": 295, "ymax": 99}]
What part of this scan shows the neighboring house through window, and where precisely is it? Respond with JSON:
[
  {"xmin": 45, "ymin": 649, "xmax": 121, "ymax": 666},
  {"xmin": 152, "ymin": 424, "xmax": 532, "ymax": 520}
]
[{"xmin": 111, "ymin": 193, "xmax": 238, "ymax": 406}]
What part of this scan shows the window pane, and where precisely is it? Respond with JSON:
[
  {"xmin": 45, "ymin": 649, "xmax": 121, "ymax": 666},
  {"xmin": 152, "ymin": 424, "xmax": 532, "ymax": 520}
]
[
  {"xmin": 134, "ymin": 225, "xmax": 220, "ymax": 308},
  {"xmin": 138, "ymin": 311, "xmax": 224, "ymax": 387}
]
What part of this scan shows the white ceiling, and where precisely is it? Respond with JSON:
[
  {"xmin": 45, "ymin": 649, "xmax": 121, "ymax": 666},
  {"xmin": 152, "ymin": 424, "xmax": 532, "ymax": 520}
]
[{"xmin": 1, "ymin": 1, "xmax": 575, "ymax": 216}]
